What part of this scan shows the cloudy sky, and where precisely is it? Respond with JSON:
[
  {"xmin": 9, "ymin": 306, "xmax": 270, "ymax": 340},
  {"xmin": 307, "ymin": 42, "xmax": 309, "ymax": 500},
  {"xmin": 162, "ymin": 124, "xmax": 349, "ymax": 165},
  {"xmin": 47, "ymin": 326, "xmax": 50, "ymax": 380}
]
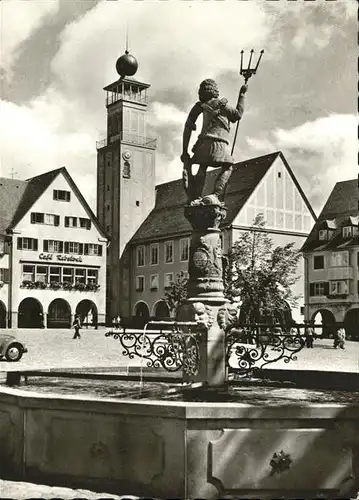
[{"xmin": 0, "ymin": 0, "xmax": 356, "ymax": 214}]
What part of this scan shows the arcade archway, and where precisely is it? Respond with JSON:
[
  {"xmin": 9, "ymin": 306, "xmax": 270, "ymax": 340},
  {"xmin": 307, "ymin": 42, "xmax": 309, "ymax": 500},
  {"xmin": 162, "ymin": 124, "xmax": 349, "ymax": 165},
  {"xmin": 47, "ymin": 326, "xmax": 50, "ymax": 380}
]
[
  {"xmin": 76, "ymin": 300, "xmax": 98, "ymax": 327},
  {"xmin": 18, "ymin": 298, "xmax": 44, "ymax": 328},
  {"xmin": 311, "ymin": 309, "xmax": 336, "ymax": 338},
  {"xmin": 47, "ymin": 299, "xmax": 71, "ymax": 329},
  {"xmin": 153, "ymin": 300, "xmax": 170, "ymax": 320},
  {"xmin": 344, "ymin": 309, "xmax": 359, "ymax": 340}
]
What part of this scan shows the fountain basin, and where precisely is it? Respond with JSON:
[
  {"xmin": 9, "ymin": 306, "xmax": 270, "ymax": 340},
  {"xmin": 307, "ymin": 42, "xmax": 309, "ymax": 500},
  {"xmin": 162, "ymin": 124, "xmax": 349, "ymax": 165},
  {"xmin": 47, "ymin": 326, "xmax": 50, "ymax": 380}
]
[{"xmin": 0, "ymin": 379, "xmax": 359, "ymax": 499}]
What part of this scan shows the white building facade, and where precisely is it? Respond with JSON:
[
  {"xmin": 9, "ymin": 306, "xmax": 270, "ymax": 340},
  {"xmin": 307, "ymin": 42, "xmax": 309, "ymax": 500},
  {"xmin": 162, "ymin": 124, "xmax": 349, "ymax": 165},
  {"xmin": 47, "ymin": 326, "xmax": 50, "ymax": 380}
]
[{"xmin": 0, "ymin": 168, "xmax": 107, "ymax": 328}]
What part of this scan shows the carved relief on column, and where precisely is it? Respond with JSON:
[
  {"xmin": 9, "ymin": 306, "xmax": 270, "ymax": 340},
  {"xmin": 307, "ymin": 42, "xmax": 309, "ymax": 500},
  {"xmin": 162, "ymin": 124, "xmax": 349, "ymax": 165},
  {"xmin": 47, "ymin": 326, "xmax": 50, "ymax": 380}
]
[{"xmin": 184, "ymin": 204, "xmax": 227, "ymax": 298}]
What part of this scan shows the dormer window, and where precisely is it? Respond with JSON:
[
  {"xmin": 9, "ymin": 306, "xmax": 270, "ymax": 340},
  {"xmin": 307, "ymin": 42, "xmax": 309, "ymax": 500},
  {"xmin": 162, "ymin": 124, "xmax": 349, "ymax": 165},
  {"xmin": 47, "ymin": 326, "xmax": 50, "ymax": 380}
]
[
  {"xmin": 342, "ymin": 226, "xmax": 353, "ymax": 239},
  {"xmin": 318, "ymin": 229, "xmax": 328, "ymax": 241}
]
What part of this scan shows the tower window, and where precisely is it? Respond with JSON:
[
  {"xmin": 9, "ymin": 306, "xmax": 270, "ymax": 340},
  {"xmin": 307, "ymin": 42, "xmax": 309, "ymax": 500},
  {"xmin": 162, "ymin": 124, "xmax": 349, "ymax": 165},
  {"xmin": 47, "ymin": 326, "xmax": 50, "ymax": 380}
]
[
  {"xmin": 136, "ymin": 201, "xmax": 140, "ymax": 207},
  {"xmin": 123, "ymin": 161, "xmax": 131, "ymax": 179},
  {"xmin": 278, "ymin": 172, "xmax": 282, "ymax": 178}
]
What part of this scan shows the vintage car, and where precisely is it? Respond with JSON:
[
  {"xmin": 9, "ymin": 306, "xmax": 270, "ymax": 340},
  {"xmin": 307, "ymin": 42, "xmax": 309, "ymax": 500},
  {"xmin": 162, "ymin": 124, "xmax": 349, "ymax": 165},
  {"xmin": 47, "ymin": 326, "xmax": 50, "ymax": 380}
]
[{"xmin": 0, "ymin": 334, "xmax": 27, "ymax": 361}]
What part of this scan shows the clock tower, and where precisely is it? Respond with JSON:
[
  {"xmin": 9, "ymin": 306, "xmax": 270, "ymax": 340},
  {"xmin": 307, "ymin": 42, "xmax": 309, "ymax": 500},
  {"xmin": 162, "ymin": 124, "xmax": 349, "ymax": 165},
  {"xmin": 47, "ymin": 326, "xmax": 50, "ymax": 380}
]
[{"xmin": 96, "ymin": 50, "xmax": 157, "ymax": 320}]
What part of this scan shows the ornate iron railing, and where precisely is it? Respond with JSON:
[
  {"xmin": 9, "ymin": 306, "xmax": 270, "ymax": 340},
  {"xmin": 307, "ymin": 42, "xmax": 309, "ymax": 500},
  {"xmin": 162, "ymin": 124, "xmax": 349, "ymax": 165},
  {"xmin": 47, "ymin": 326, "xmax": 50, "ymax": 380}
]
[
  {"xmin": 105, "ymin": 321, "xmax": 204, "ymax": 376},
  {"xmin": 96, "ymin": 132, "xmax": 157, "ymax": 150},
  {"xmin": 226, "ymin": 323, "xmax": 306, "ymax": 377}
]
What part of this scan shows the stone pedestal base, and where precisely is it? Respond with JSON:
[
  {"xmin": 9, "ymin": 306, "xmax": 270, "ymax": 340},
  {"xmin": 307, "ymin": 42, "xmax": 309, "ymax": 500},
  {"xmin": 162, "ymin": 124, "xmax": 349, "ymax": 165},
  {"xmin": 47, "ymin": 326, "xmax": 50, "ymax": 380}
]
[{"xmin": 177, "ymin": 298, "xmax": 228, "ymax": 388}]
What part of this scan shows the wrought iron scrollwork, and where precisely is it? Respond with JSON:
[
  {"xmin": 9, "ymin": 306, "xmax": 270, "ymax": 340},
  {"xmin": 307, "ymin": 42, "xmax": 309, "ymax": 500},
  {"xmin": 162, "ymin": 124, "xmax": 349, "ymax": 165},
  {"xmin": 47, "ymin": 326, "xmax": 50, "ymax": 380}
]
[
  {"xmin": 105, "ymin": 322, "xmax": 203, "ymax": 376},
  {"xmin": 226, "ymin": 323, "xmax": 305, "ymax": 376}
]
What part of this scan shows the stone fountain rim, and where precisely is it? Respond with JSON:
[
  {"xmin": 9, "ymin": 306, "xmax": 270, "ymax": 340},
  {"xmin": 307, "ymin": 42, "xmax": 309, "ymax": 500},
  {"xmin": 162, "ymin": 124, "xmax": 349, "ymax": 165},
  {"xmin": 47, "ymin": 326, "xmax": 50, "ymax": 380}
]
[{"xmin": 1, "ymin": 385, "xmax": 359, "ymax": 420}]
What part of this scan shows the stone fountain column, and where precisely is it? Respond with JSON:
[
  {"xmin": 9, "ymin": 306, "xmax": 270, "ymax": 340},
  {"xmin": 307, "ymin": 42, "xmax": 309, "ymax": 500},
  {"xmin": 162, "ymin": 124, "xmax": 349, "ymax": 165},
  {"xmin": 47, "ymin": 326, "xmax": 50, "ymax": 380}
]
[{"xmin": 177, "ymin": 201, "xmax": 230, "ymax": 390}]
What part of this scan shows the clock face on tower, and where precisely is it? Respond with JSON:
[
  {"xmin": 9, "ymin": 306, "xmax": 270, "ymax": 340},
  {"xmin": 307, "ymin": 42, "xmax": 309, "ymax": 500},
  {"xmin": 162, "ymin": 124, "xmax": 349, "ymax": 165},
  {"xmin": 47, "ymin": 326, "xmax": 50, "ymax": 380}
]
[{"xmin": 122, "ymin": 150, "xmax": 132, "ymax": 161}]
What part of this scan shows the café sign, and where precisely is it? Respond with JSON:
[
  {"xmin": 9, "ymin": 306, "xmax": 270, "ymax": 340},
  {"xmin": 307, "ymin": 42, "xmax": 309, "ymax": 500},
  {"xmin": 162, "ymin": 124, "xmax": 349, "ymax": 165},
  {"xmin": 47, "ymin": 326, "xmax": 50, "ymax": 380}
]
[{"xmin": 39, "ymin": 253, "xmax": 83, "ymax": 263}]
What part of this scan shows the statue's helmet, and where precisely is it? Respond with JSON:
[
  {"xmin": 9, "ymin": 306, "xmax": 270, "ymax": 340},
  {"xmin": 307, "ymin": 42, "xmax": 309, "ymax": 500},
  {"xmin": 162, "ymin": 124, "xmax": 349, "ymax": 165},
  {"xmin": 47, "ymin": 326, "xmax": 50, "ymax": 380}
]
[{"xmin": 198, "ymin": 79, "xmax": 219, "ymax": 102}]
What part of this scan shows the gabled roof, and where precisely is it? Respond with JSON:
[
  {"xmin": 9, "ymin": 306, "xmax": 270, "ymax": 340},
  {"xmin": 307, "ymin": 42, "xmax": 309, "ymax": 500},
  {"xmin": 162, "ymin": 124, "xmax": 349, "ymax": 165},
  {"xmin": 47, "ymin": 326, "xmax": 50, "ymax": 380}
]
[
  {"xmin": 130, "ymin": 151, "xmax": 315, "ymax": 244},
  {"xmin": 0, "ymin": 178, "xmax": 28, "ymax": 235},
  {"xmin": 1, "ymin": 167, "xmax": 107, "ymax": 239},
  {"xmin": 301, "ymin": 179, "xmax": 359, "ymax": 252}
]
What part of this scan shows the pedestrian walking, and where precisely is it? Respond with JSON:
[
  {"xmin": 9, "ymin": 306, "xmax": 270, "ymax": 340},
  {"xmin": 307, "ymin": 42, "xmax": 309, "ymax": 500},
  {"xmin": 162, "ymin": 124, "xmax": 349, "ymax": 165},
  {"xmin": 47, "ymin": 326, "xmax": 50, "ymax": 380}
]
[
  {"xmin": 304, "ymin": 325, "xmax": 314, "ymax": 348},
  {"xmin": 72, "ymin": 314, "xmax": 82, "ymax": 339},
  {"xmin": 334, "ymin": 327, "xmax": 346, "ymax": 349}
]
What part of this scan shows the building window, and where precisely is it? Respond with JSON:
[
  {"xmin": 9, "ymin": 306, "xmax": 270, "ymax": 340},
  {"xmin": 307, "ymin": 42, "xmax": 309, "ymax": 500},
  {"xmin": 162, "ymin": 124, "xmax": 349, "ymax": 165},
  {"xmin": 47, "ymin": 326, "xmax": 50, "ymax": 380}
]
[
  {"xmin": 330, "ymin": 251, "xmax": 349, "ymax": 267},
  {"xmin": 35, "ymin": 265, "xmax": 47, "ymax": 283},
  {"xmin": 64, "ymin": 216, "xmax": 77, "ymax": 228},
  {"xmin": 49, "ymin": 266, "xmax": 61, "ymax": 283},
  {"xmin": 62, "ymin": 267, "xmax": 74, "ymax": 283},
  {"xmin": 0, "ymin": 268, "xmax": 9, "ymax": 283},
  {"xmin": 309, "ymin": 282, "xmax": 328, "ymax": 297},
  {"xmin": 53, "ymin": 189, "xmax": 70, "ymax": 202},
  {"xmin": 75, "ymin": 268, "xmax": 86, "ymax": 284},
  {"xmin": 180, "ymin": 238, "xmax": 190, "ymax": 262},
  {"xmin": 84, "ymin": 244, "xmax": 102, "ymax": 256},
  {"xmin": 30, "ymin": 212, "xmax": 60, "ymax": 226},
  {"xmin": 318, "ymin": 229, "xmax": 328, "ymax": 241},
  {"xmin": 123, "ymin": 161, "xmax": 131, "ymax": 178},
  {"xmin": 330, "ymin": 280, "xmax": 349, "ymax": 296},
  {"xmin": 150, "ymin": 243, "xmax": 159, "ymax": 265},
  {"xmin": 136, "ymin": 275, "xmax": 145, "ymax": 292},
  {"xmin": 65, "ymin": 242, "xmax": 83, "ymax": 255},
  {"xmin": 165, "ymin": 241, "xmax": 174, "ymax": 264},
  {"xmin": 150, "ymin": 274, "xmax": 159, "ymax": 291},
  {"xmin": 79, "ymin": 218, "xmax": 91, "ymax": 229},
  {"xmin": 44, "ymin": 240, "xmax": 63, "ymax": 253},
  {"xmin": 17, "ymin": 237, "xmax": 38, "ymax": 251},
  {"xmin": 87, "ymin": 269, "xmax": 98, "ymax": 285},
  {"xmin": 22, "ymin": 265, "xmax": 35, "ymax": 281},
  {"xmin": 137, "ymin": 246, "xmax": 145, "ymax": 267},
  {"xmin": 164, "ymin": 272, "xmax": 174, "ymax": 289},
  {"xmin": 313, "ymin": 255, "xmax": 324, "ymax": 270}
]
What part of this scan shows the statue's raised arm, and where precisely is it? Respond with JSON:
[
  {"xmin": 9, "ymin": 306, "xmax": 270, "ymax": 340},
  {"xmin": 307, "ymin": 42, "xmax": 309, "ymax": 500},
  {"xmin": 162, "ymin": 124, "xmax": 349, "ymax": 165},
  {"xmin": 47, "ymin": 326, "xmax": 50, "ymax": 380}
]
[{"xmin": 181, "ymin": 78, "xmax": 247, "ymax": 206}]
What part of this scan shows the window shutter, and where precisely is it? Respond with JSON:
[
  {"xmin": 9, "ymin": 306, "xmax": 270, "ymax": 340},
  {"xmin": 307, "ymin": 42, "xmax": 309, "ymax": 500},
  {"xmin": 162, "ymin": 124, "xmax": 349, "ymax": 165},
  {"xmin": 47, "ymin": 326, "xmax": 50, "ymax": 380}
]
[
  {"xmin": 309, "ymin": 283, "xmax": 314, "ymax": 296},
  {"xmin": 324, "ymin": 282, "xmax": 329, "ymax": 296},
  {"xmin": 55, "ymin": 215, "xmax": 60, "ymax": 226},
  {"xmin": 84, "ymin": 244, "xmax": 89, "ymax": 255},
  {"xmin": 43, "ymin": 240, "xmax": 48, "ymax": 252},
  {"xmin": 65, "ymin": 217, "xmax": 69, "ymax": 227},
  {"xmin": 79, "ymin": 243, "xmax": 83, "ymax": 255},
  {"xmin": 31, "ymin": 213, "xmax": 35, "ymax": 224},
  {"xmin": 64, "ymin": 242, "xmax": 69, "ymax": 253},
  {"xmin": 66, "ymin": 192, "xmax": 71, "ymax": 202},
  {"xmin": 4, "ymin": 268, "xmax": 9, "ymax": 283},
  {"xmin": 34, "ymin": 239, "xmax": 38, "ymax": 251},
  {"xmin": 59, "ymin": 241, "xmax": 64, "ymax": 253},
  {"xmin": 87, "ymin": 219, "xmax": 91, "ymax": 230},
  {"xmin": 98, "ymin": 245, "xmax": 102, "ymax": 256},
  {"xmin": 17, "ymin": 238, "xmax": 22, "ymax": 250}
]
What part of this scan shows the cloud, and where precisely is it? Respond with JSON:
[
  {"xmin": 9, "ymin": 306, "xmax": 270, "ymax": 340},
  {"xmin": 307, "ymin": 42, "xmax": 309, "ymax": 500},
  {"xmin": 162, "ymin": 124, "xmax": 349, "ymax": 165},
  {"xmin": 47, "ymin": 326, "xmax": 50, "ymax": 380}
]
[
  {"xmin": 0, "ymin": 0, "xmax": 59, "ymax": 79},
  {"xmin": 247, "ymin": 113, "xmax": 357, "ymax": 214},
  {"xmin": 0, "ymin": 0, "xmax": 356, "ymax": 215}
]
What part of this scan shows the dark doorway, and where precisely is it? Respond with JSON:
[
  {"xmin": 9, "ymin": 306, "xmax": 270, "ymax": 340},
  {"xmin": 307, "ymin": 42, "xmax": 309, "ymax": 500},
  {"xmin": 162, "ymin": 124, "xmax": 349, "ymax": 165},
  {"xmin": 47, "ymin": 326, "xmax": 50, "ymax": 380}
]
[
  {"xmin": 0, "ymin": 301, "xmax": 6, "ymax": 328},
  {"xmin": 344, "ymin": 309, "xmax": 359, "ymax": 340},
  {"xmin": 47, "ymin": 299, "xmax": 71, "ymax": 329},
  {"xmin": 18, "ymin": 298, "xmax": 44, "ymax": 328},
  {"xmin": 153, "ymin": 300, "xmax": 170, "ymax": 320}
]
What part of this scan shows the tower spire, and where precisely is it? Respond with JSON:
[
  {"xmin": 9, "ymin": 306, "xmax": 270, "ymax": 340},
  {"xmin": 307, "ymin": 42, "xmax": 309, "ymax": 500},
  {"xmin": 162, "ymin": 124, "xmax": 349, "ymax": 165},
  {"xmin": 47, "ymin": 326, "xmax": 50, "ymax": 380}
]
[{"xmin": 125, "ymin": 23, "xmax": 129, "ymax": 54}]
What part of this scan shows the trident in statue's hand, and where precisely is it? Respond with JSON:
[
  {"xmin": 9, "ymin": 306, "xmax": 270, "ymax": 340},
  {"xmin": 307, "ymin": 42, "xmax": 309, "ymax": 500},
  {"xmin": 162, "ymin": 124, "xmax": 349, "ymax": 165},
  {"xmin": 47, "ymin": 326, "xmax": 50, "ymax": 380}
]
[
  {"xmin": 231, "ymin": 49, "xmax": 264, "ymax": 156},
  {"xmin": 240, "ymin": 49, "xmax": 264, "ymax": 84}
]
